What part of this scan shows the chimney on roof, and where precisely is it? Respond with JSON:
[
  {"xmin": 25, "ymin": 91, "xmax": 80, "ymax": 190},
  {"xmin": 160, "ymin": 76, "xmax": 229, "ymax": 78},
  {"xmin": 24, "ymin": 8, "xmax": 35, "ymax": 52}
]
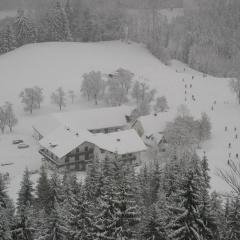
[{"xmin": 117, "ymin": 138, "xmax": 121, "ymax": 142}]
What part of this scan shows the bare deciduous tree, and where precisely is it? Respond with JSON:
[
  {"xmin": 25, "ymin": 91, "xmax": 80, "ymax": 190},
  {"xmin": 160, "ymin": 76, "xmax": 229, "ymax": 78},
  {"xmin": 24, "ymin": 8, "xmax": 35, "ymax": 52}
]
[
  {"xmin": 51, "ymin": 87, "xmax": 66, "ymax": 111},
  {"xmin": 19, "ymin": 88, "xmax": 38, "ymax": 114},
  {"xmin": 81, "ymin": 71, "xmax": 105, "ymax": 105},
  {"xmin": 69, "ymin": 90, "xmax": 76, "ymax": 104},
  {"xmin": 218, "ymin": 160, "xmax": 240, "ymax": 195},
  {"xmin": 4, "ymin": 102, "xmax": 18, "ymax": 132}
]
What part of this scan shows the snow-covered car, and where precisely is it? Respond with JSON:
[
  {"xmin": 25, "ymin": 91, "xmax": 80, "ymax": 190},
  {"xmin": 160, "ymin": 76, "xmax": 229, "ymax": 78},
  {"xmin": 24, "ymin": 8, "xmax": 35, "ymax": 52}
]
[
  {"xmin": 17, "ymin": 143, "xmax": 29, "ymax": 149},
  {"xmin": 12, "ymin": 139, "xmax": 24, "ymax": 144}
]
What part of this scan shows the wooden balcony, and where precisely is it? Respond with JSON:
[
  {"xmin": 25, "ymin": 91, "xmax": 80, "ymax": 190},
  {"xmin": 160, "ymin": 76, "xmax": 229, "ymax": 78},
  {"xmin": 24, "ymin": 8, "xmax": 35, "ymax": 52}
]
[{"xmin": 39, "ymin": 149, "xmax": 59, "ymax": 166}]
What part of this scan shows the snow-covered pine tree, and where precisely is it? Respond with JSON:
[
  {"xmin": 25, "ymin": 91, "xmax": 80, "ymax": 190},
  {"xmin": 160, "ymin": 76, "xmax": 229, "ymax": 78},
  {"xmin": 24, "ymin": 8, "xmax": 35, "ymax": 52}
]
[
  {"xmin": 81, "ymin": 9, "xmax": 93, "ymax": 42},
  {"xmin": 149, "ymin": 160, "xmax": 162, "ymax": 204},
  {"xmin": 163, "ymin": 154, "xmax": 181, "ymax": 198},
  {"xmin": 167, "ymin": 168, "xmax": 206, "ymax": 240},
  {"xmin": 11, "ymin": 206, "xmax": 35, "ymax": 240},
  {"xmin": 67, "ymin": 187, "xmax": 95, "ymax": 239},
  {"xmin": 111, "ymin": 166, "xmax": 140, "ymax": 239},
  {"xmin": 226, "ymin": 195, "xmax": 240, "ymax": 240},
  {"xmin": 138, "ymin": 165, "xmax": 151, "ymax": 208},
  {"xmin": 0, "ymin": 25, "xmax": 16, "ymax": 54},
  {"xmin": 14, "ymin": 9, "xmax": 36, "ymax": 47},
  {"xmin": 17, "ymin": 168, "xmax": 34, "ymax": 213},
  {"xmin": 210, "ymin": 191, "xmax": 225, "ymax": 239},
  {"xmin": 197, "ymin": 112, "xmax": 212, "ymax": 143},
  {"xmin": 0, "ymin": 173, "xmax": 14, "ymax": 240},
  {"xmin": 31, "ymin": 209, "xmax": 49, "ymax": 240},
  {"xmin": 48, "ymin": 170, "xmax": 64, "ymax": 209},
  {"xmin": 94, "ymin": 174, "xmax": 117, "ymax": 240},
  {"xmin": 40, "ymin": 197, "xmax": 69, "ymax": 240},
  {"xmin": 85, "ymin": 157, "xmax": 102, "ymax": 202},
  {"xmin": 36, "ymin": 166, "xmax": 51, "ymax": 212},
  {"xmin": 141, "ymin": 203, "xmax": 168, "ymax": 240},
  {"xmin": 192, "ymin": 154, "xmax": 215, "ymax": 240},
  {"xmin": 0, "ymin": 210, "xmax": 12, "ymax": 240},
  {"xmin": 49, "ymin": 1, "xmax": 72, "ymax": 41},
  {"xmin": 62, "ymin": 171, "xmax": 80, "ymax": 196},
  {"xmin": 65, "ymin": 0, "xmax": 74, "ymax": 35},
  {"xmin": 201, "ymin": 154, "xmax": 211, "ymax": 189}
]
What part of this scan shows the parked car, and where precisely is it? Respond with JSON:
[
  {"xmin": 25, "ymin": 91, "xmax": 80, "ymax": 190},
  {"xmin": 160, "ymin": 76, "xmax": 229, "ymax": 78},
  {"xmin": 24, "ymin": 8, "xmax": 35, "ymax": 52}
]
[
  {"xmin": 17, "ymin": 144, "xmax": 29, "ymax": 149},
  {"xmin": 12, "ymin": 139, "xmax": 24, "ymax": 144}
]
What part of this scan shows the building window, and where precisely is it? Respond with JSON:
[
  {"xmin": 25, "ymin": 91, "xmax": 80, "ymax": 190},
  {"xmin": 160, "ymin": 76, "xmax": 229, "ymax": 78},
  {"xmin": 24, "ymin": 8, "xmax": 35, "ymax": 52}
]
[
  {"xmin": 85, "ymin": 146, "xmax": 88, "ymax": 152},
  {"xmin": 76, "ymin": 147, "xmax": 79, "ymax": 153}
]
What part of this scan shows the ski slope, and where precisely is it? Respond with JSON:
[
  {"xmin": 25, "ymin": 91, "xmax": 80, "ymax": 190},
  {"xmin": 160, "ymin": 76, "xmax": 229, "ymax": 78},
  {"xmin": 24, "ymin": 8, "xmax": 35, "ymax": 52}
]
[{"xmin": 0, "ymin": 41, "xmax": 238, "ymax": 200}]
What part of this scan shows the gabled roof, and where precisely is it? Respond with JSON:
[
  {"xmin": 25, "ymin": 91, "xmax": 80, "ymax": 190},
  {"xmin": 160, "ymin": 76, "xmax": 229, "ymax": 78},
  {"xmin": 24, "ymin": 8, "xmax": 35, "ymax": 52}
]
[
  {"xmin": 39, "ymin": 126, "xmax": 92, "ymax": 159},
  {"xmin": 32, "ymin": 115, "xmax": 62, "ymax": 137},
  {"xmin": 136, "ymin": 111, "xmax": 176, "ymax": 136},
  {"xmin": 52, "ymin": 106, "xmax": 133, "ymax": 131},
  {"xmin": 39, "ymin": 127, "xmax": 147, "ymax": 159},
  {"xmin": 92, "ymin": 129, "xmax": 147, "ymax": 155},
  {"xmin": 33, "ymin": 106, "xmax": 133, "ymax": 138}
]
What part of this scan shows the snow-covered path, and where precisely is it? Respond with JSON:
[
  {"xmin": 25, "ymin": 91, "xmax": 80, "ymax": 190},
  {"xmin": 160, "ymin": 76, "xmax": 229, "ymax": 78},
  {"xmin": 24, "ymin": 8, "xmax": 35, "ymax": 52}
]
[{"xmin": 0, "ymin": 41, "xmax": 238, "ymax": 200}]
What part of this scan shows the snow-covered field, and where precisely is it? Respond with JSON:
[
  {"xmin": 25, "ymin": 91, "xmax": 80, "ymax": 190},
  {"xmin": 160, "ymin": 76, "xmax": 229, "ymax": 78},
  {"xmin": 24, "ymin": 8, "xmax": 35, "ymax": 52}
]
[
  {"xmin": 0, "ymin": 41, "xmax": 238, "ymax": 201},
  {"xmin": 0, "ymin": 10, "xmax": 16, "ymax": 20}
]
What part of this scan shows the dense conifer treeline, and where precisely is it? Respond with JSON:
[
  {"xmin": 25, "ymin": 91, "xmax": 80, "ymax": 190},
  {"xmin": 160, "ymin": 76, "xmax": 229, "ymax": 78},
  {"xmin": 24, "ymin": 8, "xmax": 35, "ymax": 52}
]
[{"xmin": 0, "ymin": 150, "xmax": 239, "ymax": 240}]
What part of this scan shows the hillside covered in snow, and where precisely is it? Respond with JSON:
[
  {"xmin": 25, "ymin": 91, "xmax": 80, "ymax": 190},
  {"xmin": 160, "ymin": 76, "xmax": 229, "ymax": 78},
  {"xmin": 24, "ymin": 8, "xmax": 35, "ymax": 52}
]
[{"xmin": 0, "ymin": 41, "xmax": 238, "ymax": 200}]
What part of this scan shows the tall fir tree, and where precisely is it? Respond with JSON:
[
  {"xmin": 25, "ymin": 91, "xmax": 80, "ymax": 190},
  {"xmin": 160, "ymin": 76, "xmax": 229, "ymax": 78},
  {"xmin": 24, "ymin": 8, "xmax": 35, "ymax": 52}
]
[
  {"xmin": 81, "ymin": 9, "xmax": 93, "ymax": 42},
  {"xmin": 141, "ymin": 203, "xmax": 168, "ymax": 240},
  {"xmin": 226, "ymin": 195, "xmax": 240, "ymax": 240},
  {"xmin": 167, "ymin": 168, "xmax": 208, "ymax": 240},
  {"xmin": 40, "ymin": 197, "xmax": 69, "ymax": 240},
  {"xmin": 149, "ymin": 160, "xmax": 162, "ymax": 204},
  {"xmin": 48, "ymin": 170, "xmax": 64, "ymax": 208},
  {"xmin": 67, "ymin": 187, "xmax": 95, "ymax": 239},
  {"xmin": 65, "ymin": 0, "xmax": 74, "ymax": 36},
  {"xmin": 0, "ymin": 25, "xmax": 16, "ymax": 54},
  {"xmin": 14, "ymin": 9, "xmax": 36, "ymax": 47},
  {"xmin": 17, "ymin": 168, "xmax": 34, "ymax": 212},
  {"xmin": 0, "ymin": 173, "xmax": 13, "ymax": 240},
  {"xmin": 111, "ymin": 167, "xmax": 140, "ymax": 239},
  {"xmin": 36, "ymin": 166, "xmax": 51, "ymax": 212},
  {"xmin": 49, "ymin": 1, "xmax": 72, "ymax": 41},
  {"xmin": 85, "ymin": 157, "xmax": 102, "ymax": 202}
]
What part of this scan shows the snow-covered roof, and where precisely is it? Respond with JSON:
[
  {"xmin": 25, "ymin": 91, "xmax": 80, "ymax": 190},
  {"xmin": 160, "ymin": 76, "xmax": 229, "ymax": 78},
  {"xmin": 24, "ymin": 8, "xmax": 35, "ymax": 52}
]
[
  {"xmin": 32, "ymin": 115, "xmax": 62, "ymax": 137},
  {"xmin": 39, "ymin": 127, "xmax": 146, "ymax": 159},
  {"xmin": 136, "ymin": 111, "xmax": 176, "ymax": 136},
  {"xmin": 39, "ymin": 126, "xmax": 92, "ymax": 159},
  {"xmin": 92, "ymin": 129, "xmax": 147, "ymax": 155},
  {"xmin": 33, "ymin": 106, "xmax": 133, "ymax": 138},
  {"xmin": 52, "ymin": 106, "xmax": 133, "ymax": 130}
]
